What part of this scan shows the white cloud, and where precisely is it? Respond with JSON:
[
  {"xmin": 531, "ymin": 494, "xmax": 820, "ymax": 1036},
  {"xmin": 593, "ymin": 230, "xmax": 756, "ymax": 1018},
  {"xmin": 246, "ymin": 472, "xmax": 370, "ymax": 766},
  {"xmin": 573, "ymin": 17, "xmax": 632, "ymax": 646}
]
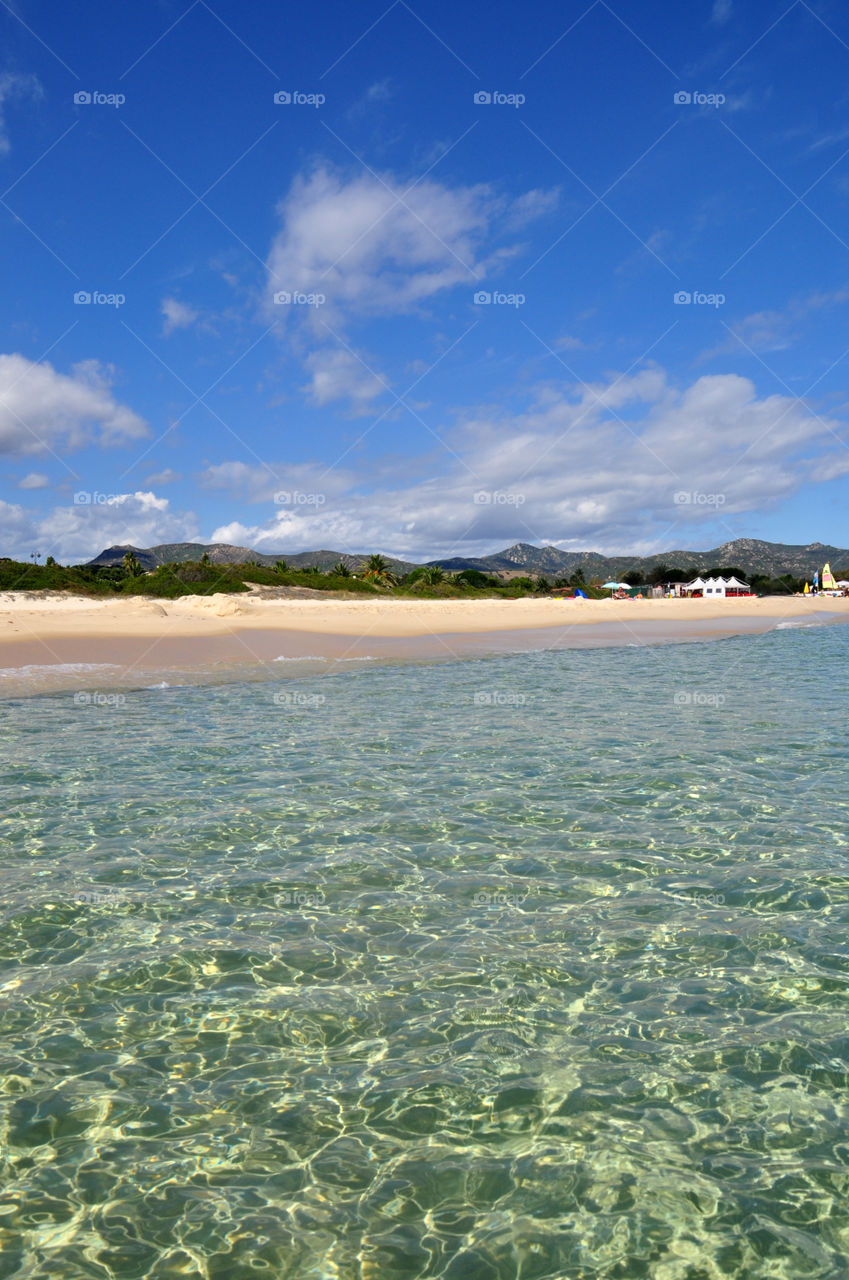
[
  {"xmin": 302, "ymin": 347, "xmax": 387, "ymax": 409},
  {"xmin": 710, "ymin": 0, "xmax": 732, "ymax": 25},
  {"xmin": 0, "ymin": 354, "xmax": 148, "ymax": 457},
  {"xmin": 0, "ymin": 491, "xmax": 200, "ymax": 562},
  {"xmin": 266, "ymin": 166, "xmax": 555, "ymax": 322},
  {"xmin": 0, "ymin": 73, "xmax": 42, "ymax": 155},
  {"xmin": 161, "ymin": 297, "xmax": 199, "ymax": 335},
  {"xmin": 143, "ymin": 468, "xmax": 181, "ymax": 485},
  {"xmin": 199, "ymin": 370, "xmax": 849, "ymax": 558},
  {"xmin": 18, "ymin": 471, "xmax": 49, "ymax": 489}
]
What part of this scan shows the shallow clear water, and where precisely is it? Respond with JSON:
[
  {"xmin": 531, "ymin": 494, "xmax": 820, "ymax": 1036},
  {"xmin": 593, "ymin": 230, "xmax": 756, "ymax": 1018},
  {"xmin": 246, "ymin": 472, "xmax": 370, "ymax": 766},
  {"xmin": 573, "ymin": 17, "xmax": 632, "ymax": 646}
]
[{"xmin": 2, "ymin": 627, "xmax": 849, "ymax": 1279}]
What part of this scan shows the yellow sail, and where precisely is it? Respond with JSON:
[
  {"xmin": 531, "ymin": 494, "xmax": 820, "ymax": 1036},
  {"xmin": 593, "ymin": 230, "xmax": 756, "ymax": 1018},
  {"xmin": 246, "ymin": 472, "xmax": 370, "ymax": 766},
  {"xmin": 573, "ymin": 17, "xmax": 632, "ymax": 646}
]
[{"xmin": 822, "ymin": 562, "xmax": 836, "ymax": 590}]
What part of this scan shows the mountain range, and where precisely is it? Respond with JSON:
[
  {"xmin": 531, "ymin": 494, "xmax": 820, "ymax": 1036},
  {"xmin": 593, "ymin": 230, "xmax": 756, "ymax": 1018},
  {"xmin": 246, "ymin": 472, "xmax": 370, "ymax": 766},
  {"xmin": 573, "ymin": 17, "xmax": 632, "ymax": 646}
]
[{"xmin": 85, "ymin": 539, "xmax": 849, "ymax": 580}]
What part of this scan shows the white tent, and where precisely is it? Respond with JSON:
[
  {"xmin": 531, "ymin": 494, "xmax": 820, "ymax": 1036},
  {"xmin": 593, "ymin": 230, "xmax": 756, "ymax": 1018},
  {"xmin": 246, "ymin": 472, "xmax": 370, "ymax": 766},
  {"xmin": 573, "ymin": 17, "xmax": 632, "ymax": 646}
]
[{"xmin": 683, "ymin": 575, "xmax": 750, "ymax": 597}]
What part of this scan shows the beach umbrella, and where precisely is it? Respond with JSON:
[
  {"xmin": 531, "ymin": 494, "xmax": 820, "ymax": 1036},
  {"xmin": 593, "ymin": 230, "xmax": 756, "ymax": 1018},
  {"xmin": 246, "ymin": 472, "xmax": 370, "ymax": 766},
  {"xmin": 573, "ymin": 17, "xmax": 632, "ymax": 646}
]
[{"xmin": 600, "ymin": 581, "xmax": 629, "ymax": 590}]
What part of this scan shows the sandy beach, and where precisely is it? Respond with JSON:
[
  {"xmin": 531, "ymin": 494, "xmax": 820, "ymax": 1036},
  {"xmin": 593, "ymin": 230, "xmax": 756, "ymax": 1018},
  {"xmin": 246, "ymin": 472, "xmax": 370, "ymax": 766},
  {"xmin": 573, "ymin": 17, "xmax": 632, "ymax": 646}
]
[{"xmin": 1, "ymin": 590, "xmax": 847, "ymax": 685}]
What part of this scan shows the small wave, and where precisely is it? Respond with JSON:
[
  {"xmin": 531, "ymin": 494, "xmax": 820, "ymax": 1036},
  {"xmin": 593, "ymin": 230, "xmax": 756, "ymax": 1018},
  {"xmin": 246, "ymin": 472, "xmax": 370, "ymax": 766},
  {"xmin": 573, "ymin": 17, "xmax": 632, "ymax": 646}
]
[
  {"xmin": 273, "ymin": 654, "xmax": 378, "ymax": 662},
  {"xmin": 0, "ymin": 662, "xmax": 120, "ymax": 679},
  {"xmin": 774, "ymin": 621, "xmax": 824, "ymax": 630}
]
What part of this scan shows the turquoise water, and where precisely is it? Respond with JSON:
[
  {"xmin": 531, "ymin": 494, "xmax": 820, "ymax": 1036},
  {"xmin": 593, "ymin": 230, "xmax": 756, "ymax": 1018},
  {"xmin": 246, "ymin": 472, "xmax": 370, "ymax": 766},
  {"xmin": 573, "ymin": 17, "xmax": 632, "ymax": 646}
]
[{"xmin": 2, "ymin": 626, "xmax": 849, "ymax": 1279}]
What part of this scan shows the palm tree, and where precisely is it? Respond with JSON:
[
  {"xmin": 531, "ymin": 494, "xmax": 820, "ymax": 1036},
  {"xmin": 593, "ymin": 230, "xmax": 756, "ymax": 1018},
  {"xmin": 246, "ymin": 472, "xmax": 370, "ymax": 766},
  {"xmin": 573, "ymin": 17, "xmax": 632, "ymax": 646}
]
[
  {"xmin": 418, "ymin": 565, "xmax": 445, "ymax": 586},
  {"xmin": 363, "ymin": 554, "xmax": 397, "ymax": 587},
  {"xmin": 332, "ymin": 561, "xmax": 351, "ymax": 577}
]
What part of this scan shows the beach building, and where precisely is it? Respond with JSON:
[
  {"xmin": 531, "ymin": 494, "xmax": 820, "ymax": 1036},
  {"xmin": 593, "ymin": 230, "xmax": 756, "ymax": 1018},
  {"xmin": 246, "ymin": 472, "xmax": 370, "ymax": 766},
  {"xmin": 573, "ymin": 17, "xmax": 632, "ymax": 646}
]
[{"xmin": 682, "ymin": 575, "xmax": 751, "ymax": 598}]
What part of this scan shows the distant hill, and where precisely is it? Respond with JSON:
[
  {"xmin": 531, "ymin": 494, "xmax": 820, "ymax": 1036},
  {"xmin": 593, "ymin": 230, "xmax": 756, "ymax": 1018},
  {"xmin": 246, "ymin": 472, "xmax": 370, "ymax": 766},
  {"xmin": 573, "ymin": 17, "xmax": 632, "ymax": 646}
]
[
  {"xmin": 83, "ymin": 538, "xmax": 849, "ymax": 580},
  {"xmin": 85, "ymin": 543, "xmax": 419, "ymax": 575}
]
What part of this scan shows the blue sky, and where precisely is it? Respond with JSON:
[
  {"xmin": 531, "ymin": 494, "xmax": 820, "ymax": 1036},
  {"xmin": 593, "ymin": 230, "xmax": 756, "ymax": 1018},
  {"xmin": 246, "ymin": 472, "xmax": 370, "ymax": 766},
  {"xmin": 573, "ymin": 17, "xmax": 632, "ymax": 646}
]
[{"xmin": 2, "ymin": 0, "xmax": 849, "ymax": 563}]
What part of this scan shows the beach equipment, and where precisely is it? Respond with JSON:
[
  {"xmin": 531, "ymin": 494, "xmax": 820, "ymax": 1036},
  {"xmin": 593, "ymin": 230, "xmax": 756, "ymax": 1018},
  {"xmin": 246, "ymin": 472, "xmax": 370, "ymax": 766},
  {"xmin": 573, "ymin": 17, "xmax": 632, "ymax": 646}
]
[
  {"xmin": 804, "ymin": 582, "xmax": 810, "ymax": 594},
  {"xmin": 601, "ymin": 581, "xmax": 630, "ymax": 590},
  {"xmin": 574, "ymin": 589, "xmax": 588, "ymax": 598},
  {"xmin": 822, "ymin": 563, "xmax": 836, "ymax": 590}
]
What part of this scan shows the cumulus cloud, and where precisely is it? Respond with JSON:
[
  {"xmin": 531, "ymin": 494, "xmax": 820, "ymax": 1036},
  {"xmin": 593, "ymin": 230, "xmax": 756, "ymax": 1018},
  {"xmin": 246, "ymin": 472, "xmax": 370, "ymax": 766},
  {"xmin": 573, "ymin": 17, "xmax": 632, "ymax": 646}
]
[
  {"xmin": 199, "ymin": 369, "xmax": 847, "ymax": 559},
  {"xmin": 266, "ymin": 166, "xmax": 501, "ymax": 319},
  {"xmin": 0, "ymin": 72, "xmax": 42, "ymax": 155},
  {"xmin": 0, "ymin": 354, "xmax": 148, "ymax": 457},
  {"xmin": 302, "ymin": 347, "xmax": 387, "ymax": 409},
  {"xmin": 18, "ymin": 471, "xmax": 49, "ymax": 489},
  {"xmin": 0, "ymin": 491, "xmax": 199, "ymax": 562},
  {"xmin": 161, "ymin": 297, "xmax": 199, "ymax": 335}
]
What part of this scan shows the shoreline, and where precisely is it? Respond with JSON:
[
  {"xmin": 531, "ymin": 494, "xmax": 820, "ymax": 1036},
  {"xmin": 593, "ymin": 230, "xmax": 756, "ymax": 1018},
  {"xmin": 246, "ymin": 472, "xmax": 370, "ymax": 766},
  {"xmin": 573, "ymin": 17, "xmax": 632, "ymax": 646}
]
[{"xmin": 1, "ymin": 592, "xmax": 847, "ymax": 696}]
